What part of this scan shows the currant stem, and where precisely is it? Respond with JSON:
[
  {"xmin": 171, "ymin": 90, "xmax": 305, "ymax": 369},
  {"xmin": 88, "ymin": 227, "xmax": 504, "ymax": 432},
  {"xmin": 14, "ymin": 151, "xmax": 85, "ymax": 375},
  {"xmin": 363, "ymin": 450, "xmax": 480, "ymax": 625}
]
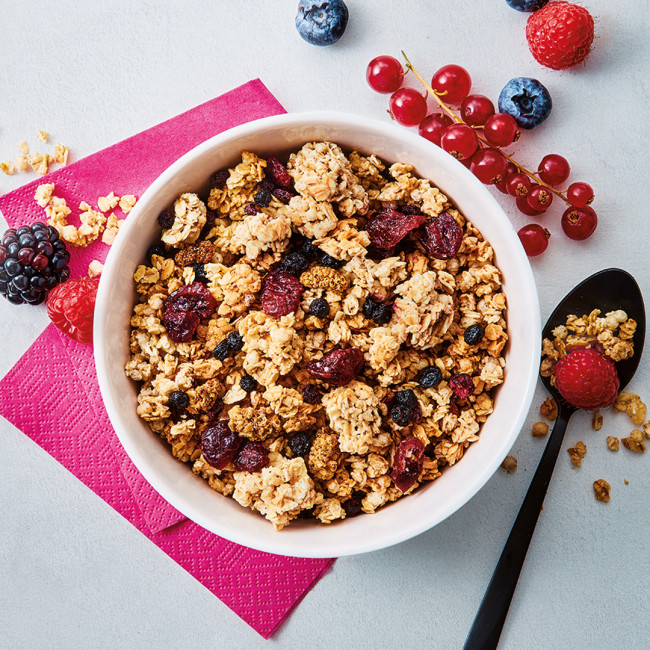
[{"xmin": 402, "ymin": 51, "xmax": 572, "ymax": 206}]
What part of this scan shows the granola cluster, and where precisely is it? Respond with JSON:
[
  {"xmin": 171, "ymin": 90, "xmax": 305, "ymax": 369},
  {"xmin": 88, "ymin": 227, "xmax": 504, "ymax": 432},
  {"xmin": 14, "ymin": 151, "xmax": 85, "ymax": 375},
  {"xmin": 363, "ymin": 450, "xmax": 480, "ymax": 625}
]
[{"xmin": 126, "ymin": 142, "xmax": 509, "ymax": 530}]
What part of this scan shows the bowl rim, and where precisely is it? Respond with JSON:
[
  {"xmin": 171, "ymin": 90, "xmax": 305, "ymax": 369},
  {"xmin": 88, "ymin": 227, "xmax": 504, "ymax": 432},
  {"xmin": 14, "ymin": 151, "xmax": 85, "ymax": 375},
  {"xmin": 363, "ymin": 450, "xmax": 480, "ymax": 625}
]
[{"xmin": 95, "ymin": 110, "xmax": 541, "ymax": 557}]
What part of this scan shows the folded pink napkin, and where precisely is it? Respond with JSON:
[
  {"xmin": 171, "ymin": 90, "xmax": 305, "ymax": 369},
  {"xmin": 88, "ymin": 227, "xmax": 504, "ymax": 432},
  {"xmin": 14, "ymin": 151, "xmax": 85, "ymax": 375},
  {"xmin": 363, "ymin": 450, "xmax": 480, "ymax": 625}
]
[{"xmin": 0, "ymin": 80, "xmax": 334, "ymax": 639}]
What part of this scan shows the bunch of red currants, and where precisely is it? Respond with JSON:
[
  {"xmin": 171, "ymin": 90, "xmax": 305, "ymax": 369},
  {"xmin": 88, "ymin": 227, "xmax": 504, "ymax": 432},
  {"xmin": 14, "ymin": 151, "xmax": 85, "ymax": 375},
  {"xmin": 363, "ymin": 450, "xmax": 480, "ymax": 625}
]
[{"xmin": 366, "ymin": 55, "xmax": 597, "ymax": 257}]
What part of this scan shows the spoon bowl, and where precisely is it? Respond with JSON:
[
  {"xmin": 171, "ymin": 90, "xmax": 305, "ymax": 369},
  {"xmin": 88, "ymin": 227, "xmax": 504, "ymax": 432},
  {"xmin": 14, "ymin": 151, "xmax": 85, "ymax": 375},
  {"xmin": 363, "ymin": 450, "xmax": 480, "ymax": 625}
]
[{"xmin": 464, "ymin": 268, "xmax": 646, "ymax": 650}]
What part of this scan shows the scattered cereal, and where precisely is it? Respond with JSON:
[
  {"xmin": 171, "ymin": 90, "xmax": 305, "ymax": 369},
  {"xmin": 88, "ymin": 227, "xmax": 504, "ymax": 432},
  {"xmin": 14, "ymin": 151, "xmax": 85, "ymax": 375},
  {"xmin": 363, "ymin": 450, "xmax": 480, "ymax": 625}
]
[
  {"xmin": 568, "ymin": 441, "xmax": 586, "ymax": 467},
  {"xmin": 500, "ymin": 455, "xmax": 517, "ymax": 472},
  {"xmin": 592, "ymin": 410, "xmax": 603, "ymax": 431},
  {"xmin": 606, "ymin": 436, "xmax": 619, "ymax": 452},
  {"xmin": 88, "ymin": 260, "xmax": 104, "ymax": 278},
  {"xmin": 532, "ymin": 421, "xmax": 549, "ymax": 437},
  {"xmin": 540, "ymin": 397, "xmax": 558, "ymax": 420},
  {"xmin": 621, "ymin": 429, "xmax": 646, "ymax": 454},
  {"xmin": 593, "ymin": 479, "xmax": 610, "ymax": 502},
  {"xmin": 613, "ymin": 392, "xmax": 646, "ymax": 426},
  {"xmin": 97, "ymin": 192, "xmax": 120, "ymax": 212},
  {"xmin": 36, "ymin": 130, "xmax": 49, "ymax": 143},
  {"xmin": 18, "ymin": 141, "xmax": 29, "ymax": 154},
  {"xmin": 119, "ymin": 194, "xmax": 137, "ymax": 213}
]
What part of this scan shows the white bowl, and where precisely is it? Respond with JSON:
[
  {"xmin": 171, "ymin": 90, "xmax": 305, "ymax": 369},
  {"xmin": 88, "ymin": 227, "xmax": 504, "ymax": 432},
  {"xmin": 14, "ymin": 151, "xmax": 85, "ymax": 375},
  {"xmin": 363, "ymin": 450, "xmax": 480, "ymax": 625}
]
[{"xmin": 95, "ymin": 112, "xmax": 540, "ymax": 558}]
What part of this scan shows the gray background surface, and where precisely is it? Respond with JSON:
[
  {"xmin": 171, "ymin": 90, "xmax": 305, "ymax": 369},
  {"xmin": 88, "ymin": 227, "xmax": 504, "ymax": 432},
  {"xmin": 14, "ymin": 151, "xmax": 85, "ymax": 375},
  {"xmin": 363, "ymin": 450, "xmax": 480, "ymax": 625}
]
[{"xmin": 1, "ymin": 1, "xmax": 649, "ymax": 648}]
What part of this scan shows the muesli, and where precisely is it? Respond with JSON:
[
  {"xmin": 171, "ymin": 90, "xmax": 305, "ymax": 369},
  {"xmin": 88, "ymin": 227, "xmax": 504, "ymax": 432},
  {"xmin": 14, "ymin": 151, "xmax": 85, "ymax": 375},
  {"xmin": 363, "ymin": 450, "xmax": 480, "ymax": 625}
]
[{"xmin": 125, "ymin": 142, "xmax": 508, "ymax": 529}]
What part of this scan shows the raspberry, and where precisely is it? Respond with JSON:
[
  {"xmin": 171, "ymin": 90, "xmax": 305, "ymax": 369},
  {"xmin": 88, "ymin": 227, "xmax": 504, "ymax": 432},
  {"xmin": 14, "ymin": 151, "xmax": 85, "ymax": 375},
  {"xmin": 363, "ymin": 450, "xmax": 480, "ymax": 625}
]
[
  {"xmin": 554, "ymin": 348, "xmax": 619, "ymax": 410},
  {"xmin": 526, "ymin": 1, "xmax": 595, "ymax": 71},
  {"xmin": 46, "ymin": 277, "xmax": 99, "ymax": 345}
]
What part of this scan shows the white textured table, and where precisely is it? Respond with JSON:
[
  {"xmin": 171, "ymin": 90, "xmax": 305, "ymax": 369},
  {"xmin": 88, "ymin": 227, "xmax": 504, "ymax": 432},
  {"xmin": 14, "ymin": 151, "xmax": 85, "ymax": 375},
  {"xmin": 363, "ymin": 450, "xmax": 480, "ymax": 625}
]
[{"xmin": 1, "ymin": 2, "xmax": 649, "ymax": 648}]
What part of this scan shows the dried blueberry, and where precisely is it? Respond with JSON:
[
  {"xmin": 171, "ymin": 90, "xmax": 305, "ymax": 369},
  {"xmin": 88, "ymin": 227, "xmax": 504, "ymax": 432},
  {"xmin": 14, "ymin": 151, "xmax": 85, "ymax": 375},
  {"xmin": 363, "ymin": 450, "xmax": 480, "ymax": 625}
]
[
  {"xmin": 372, "ymin": 303, "xmax": 392, "ymax": 326},
  {"xmin": 309, "ymin": 297, "xmax": 329, "ymax": 319},
  {"xmin": 168, "ymin": 390, "xmax": 190, "ymax": 413},
  {"xmin": 254, "ymin": 187, "xmax": 272, "ymax": 207},
  {"xmin": 157, "ymin": 209, "xmax": 174, "ymax": 229},
  {"xmin": 391, "ymin": 404, "xmax": 413, "ymax": 427},
  {"xmin": 280, "ymin": 251, "xmax": 310, "ymax": 276},
  {"xmin": 209, "ymin": 169, "xmax": 229, "ymax": 190},
  {"xmin": 240, "ymin": 374, "xmax": 257, "ymax": 393},
  {"xmin": 271, "ymin": 187, "xmax": 295, "ymax": 204},
  {"xmin": 289, "ymin": 431, "xmax": 313, "ymax": 457},
  {"xmin": 362, "ymin": 297, "xmax": 377, "ymax": 319},
  {"xmin": 342, "ymin": 493, "xmax": 364, "ymax": 518},
  {"xmin": 319, "ymin": 252, "xmax": 344, "ymax": 269},
  {"xmin": 416, "ymin": 366, "xmax": 442, "ymax": 389},
  {"xmin": 464, "ymin": 324, "xmax": 485, "ymax": 345},
  {"xmin": 226, "ymin": 331, "xmax": 244, "ymax": 351},
  {"xmin": 395, "ymin": 389, "xmax": 418, "ymax": 410},
  {"xmin": 299, "ymin": 239, "xmax": 320, "ymax": 260},
  {"xmin": 212, "ymin": 339, "xmax": 232, "ymax": 361},
  {"xmin": 192, "ymin": 263, "xmax": 209, "ymax": 284},
  {"xmin": 301, "ymin": 384, "xmax": 323, "ymax": 404}
]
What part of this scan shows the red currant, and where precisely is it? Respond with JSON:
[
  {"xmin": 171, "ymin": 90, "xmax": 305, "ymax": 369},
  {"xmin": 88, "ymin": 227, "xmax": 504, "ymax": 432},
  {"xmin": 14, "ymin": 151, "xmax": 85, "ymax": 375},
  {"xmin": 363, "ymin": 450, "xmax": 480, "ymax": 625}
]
[
  {"xmin": 418, "ymin": 113, "xmax": 453, "ymax": 146},
  {"xmin": 470, "ymin": 148, "xmax": 507, "ymax": 185},
  {"xmin": 527, "ymin": 184, "xmax": 553, "ymax": 212},
  {"xmin": 440, "ymin": 123, "xmax": 478, "ymax": 160},
  {"xmin": 561, "ymin": 206, "xmax": 597, "ymax": 240},
  {"xmin": 506, "ymin": 172, "xmax": 532, "ymax": 197},
  {"xmin": 496, "ymin": 162, "xmax": 517, "ymax": 194},
  {"xmin": 518, "ymin": 224, "xmax": 550, "ymax": 256},
  {"xmin": 537, "ymin": 154, "xmax": 570, "ymax": 186},
  {"xmin": 389, "ymin": 88, "xmax": 428, "ymax": 127},
  {"xmin": 483, "ymin": 113, "xmax": 520, "ymax": 147},
  {"xmin": 431, "ymin": 64, "xmax": 472, "ymax": 105},
  {"xmin": 367, "ymin": 55, "xmax": 404, "ymax": 94},
  {"xmin": 516, "ymin": 195, "xmax": 544, "ymax": 217},
  {"xmin": 566, "ymin": 182, "xmax": 594, "ymax": 207},
  {"xmin": 460, "ymin": 94, "xmax": 494, "ymax": 126}
]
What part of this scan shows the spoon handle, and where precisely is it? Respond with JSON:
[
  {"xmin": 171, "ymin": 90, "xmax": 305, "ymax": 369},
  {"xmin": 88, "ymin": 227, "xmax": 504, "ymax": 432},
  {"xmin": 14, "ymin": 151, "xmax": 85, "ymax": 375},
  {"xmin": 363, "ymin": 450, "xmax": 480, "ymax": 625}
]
[{"xmin": 463, "ymin": 406, "xmax": 573, "ymax": 650}]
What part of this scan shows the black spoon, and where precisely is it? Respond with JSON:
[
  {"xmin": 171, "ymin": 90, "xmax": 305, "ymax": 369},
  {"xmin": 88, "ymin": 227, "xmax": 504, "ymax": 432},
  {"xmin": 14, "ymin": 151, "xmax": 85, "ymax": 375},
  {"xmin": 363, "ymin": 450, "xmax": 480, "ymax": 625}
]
[{"xmin": 464, "ymin": 268, "xmax": 646, "ymax": 650}]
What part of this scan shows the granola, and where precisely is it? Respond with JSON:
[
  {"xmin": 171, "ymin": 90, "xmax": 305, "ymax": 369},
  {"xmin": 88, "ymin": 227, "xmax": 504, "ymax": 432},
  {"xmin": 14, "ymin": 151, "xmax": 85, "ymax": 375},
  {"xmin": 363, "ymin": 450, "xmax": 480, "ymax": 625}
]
[{"xmin": 125, "ymin": 143, "xmax": 509, "ymax": 530}]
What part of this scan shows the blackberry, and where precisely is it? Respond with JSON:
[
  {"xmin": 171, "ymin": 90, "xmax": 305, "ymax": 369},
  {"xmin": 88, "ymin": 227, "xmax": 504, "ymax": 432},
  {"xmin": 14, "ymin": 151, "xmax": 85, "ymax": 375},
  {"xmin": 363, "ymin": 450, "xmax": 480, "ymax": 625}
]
[
  {"xmin": 226, "ymin": 331, "xmax": 244, "ymax": 351},
  {"xmin": 168, "ymin": 390, "xmax": 190, "ymax": 414},
  {"xmin": 254, "ymin": 187, "xmax": 272, "ymax": 207},
  {"xmin": 301, "ymin": 384, "xmax": 323, "ymax": 404},
  {"xmin": 279, "ymin": 251, "xmax": 310, "ymax": 276},
  {"xmin": 394, "ymin": 389, "xmax": 418, "ymax": 410},
  {"xmin": 416, "ymin": 366, "xmax": 442, "ymax": 389},
  {"xmin": 464, "ymin": 324, "xmax": 485, "ymax": 345},
  {"xmin": 299, "ymin": 239, "xmax": 320, "ymax": 260},
  {"xmin": 240, "ymin": 374, "xmax": 257, "ymax": 393},
  {"xmin": 0, "ymin": 223, "xmax": 70, "ymax": 305},
  {"xmin": 319, "ymin": 252, "xmax": 344, "ymax": 269},
  {"xmin": 288, "ymin": 431, "xmax": 313, "ymax": 457},
  {"xmin": 391, "ymin": 404, "xmax": 413, "ymax": 427},
  {"xmin": 212, "ymin": 339, "xmax": 232, "ymax": 361},
  {"xmin": 371, "ymin": 303, "xmax": 392, "ymax": 325},
  {"xmin": 309, "ymin": 298, "xmax": 329, "ymax": 319},
  {"xmin": 192, "ymin": 263, "xmax": 209, "ymax": 284},
  {"xmin": 157, "ymin": 209, "xmax": 174, "ymax": 229}
]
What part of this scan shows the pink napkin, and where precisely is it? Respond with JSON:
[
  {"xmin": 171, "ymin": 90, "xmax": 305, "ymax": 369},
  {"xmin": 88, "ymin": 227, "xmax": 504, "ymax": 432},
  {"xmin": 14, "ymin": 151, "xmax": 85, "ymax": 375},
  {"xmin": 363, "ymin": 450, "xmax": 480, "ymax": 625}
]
[{"xmin": 0, "ymin": 80, "xmax": 334, "ymax": 639}]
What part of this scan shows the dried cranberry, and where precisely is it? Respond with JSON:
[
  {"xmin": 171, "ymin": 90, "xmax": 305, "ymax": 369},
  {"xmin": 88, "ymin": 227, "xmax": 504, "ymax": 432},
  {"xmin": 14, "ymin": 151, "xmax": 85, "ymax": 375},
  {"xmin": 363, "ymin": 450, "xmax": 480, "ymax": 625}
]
[
  {"xmin": 163, "ymin": 308, "xmax": 200, "ymax": 343},
  {"xmin": 209, "ymin": 169, "xmax": 229, "ymax": 190},
  {"xmin": 272, "ymin": 187, "xmax": 295, "ymax": 204},
  {"xmin": 342, "ymin": 493, "xmax": 364, "ymax": 518},
  {"xmin": 302, "ymin": 384, "xmax": 323, "ymax": 404},
  {"xmin": 417, "ymin": 212, "xmax": 463, "ymax": 260},
  {"xmin": 449, "ymin": 373, "xmax": 474, "ymax": 399},
  {"xmin": 234, "ymin": 442, "xmax": 269, "ymax": 472},
  {"xmin": 266, "ymin": 155, "xmax": 293, "ymax": 189},
  {"xmin": 164, "ymin": 282, "xmax": 216, "ymax": 320},
  {"xmin": 205, "ymin": 209, "xmax": 217, "ymax": 227},
  {"xmin": 204, "ymin": 400, "xmax": 224, "ymax": 422},
  {"xmin": 401, "ymin": 204, "xmax": 424, "ymax": 215},
  {"xmin": 289, "ymin": 431, "xmax": 313, "ymax": 457},
  {"xmin": 260, "ymin": 268, "xmax": 304, "ymax": 318},
  {"xmin": 391, "ymin": 438, "xmax": 425, "ymax": 493},
  {"xmin": 157, "ymin": 209, "xmax": 174, "ymax": 229},
  {"xmin": 244, "ymin": 203, "xmax": 257, "ymax": 216},
  {"xmin": 366, "ymin": 209, "xmax": 427, "ymax": 251},
  {"xmin": 307, "ymin": 347, "xmax": 364, "ymax": 387},
  {"xmin": 201, "ymin": 421, "xmax": 242, "ymax": 470}
]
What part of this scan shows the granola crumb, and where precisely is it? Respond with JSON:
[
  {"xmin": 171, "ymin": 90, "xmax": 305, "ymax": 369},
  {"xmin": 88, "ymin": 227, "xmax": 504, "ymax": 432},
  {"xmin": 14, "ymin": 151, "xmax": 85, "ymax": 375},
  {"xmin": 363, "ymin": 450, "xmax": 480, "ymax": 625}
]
[
  {"xmin": 540, "ymin": 397, "xmax": 558, "ymax": 420},
  {"xmin": 119, "ymin": 194, "xmax": 137, "ymax": 214},
  {"xmin": 53, "ymin": 143, "xmax": 69, "ymax": 166},
  {"xmin": 621, "ymin": 429, "xmax": 646, "ymax": 454},
  {"xmin": 568, "ymin": 441, "xmax": 586, "ymax": 467},
  {"xmin": 500, "ymin": 455, "xmax": 517, "ymax": 472},
  {"xmin": 613, "ymin": 392, "xmax": 646, "ymax": 426},
  {"xmin": 18, "ymin": 140, "xmax": 29, "ymax": 154},
  {"xmin": 36, "ymin": 130, "xmax": 49, "ymax": 143},
  {"xmin": 644, "ymin": 422, "xmax": 650, "ymax": 440},
  {"xmin": 532, "ymin": 421, "xmax": 549, "ymax": 437},
  {"xmin": 606, "ymin": 436, "xmax": 619, "ymax": 452},
  {"xmin": 592, "ymin": 410, "xmax": 603, "ymax": 431},
  {"xmin": 0, "ymin": 160, "xmax": 15, "ymax": 175},
  {"xmin": 88, "ymin": 260, "xmax": 104, "ymax": 278},
  {"xmin": 97, "ymin": 192, "xmax": 120, "ymax": 213},
  {"xmin": 593, "ymin": 479, "xmax": 610, "ymax": 502}
]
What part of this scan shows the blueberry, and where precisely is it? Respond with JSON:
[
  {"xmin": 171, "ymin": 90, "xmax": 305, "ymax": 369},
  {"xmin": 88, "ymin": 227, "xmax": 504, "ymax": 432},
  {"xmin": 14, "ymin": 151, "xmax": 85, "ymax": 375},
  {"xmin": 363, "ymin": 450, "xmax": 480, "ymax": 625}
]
[
  {"xmin": 371, "ymin": 304, "xmax": 392, "ymax": 326},
  {"xmin": 391, "ymin": 404, "xmax": 413, "ymax": 427},
  {"xmin": 226, "ymin": 331, "xmax": 244, "ymax": 351},
  {"xmin": 319, "ymin": 252, "xmax": 344, "ymax": 269},
  {"xmin": 240, "ymin": 374, "xmax": 257, "ymax": 393},
  {"xmin": 212, "ymin": 339, "xmax": 232, "ymax": 361},
  {"xmin": 157, "ymin": 208, "xmax": 174, "ymax": 229},
  {"xmin": 289, "ymin": 431, "xmax": 313, "ymax": 457},
  {"xmin": 498, "ymin": 78, "xmax": 552, "ymax": 130},
  {"xmin": 394, "ymin": 389, "xmax": 418, "ymax": 411},
  {"xmin": 254, "ymin": 187, "xmax": 272, "ymax": 207},
  {"xmin": 280, "ymin": 251, "xmax": 310, "ymax": 276},
  {"xmin": 309, "ymin": 297, "xmax": 329, "ymax": 318},
  {"xmin": 168, "ymin": 390, "xmax": 190, "ymax": 413},
  {"xmin": 295, "ymin": 0, "xmax": 349, "ymax": 46},
  {"xmin": 416, "ymin": 366, "xmax": 442, "ymax": 389},
  {"xmin": 464, "ymin": 324, "xmax": 485, "ymax": 345},
  {"xmin": 504, "ymin": 0, "xmax": 549, "ymax": 10}
]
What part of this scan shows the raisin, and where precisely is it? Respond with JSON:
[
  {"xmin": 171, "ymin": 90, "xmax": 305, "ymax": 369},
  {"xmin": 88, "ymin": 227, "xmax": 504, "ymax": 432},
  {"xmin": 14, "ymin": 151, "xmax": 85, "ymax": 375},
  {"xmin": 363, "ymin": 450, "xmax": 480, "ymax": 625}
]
[
  {"xmin": 157, "ymin": 209, "xmax": 174, "ymax": 229},
  {"xmin": 260, "ymin": 268, "xmax": 304, "ymax": 318},
  {"xmin": 168, "ymin": 390, "xmax": 190, "ymax": 414},
  {"xmin": 306, "ymin": 347, "xmax": 364, "ymax": 387},
  {"xmin": 209, "ymin": 169, "xmax": 229, "ymax": 190},
  {"xmin": 417, "ymin": 212, "xmax": 462, "ymax": 260},
  {"xmin": 280, "ymin": 251, "xmax": 310, "ymax": 276},
  {"xmin": 449, "ymin": 373, "xmax": 474, "ymax": 399},
  {"xmin": 266, "ymin": 155, "xmax": 293, "ymax": 189},
  {"xmin": 234, "ymin": 442, "xmax": 269, "ymax": 472},
  {"xmin": 391, "ymin": 438, "xmax": 425, "ymax": 493},
  {"xmin": 301, "ymin": 384, "xmax": 323, "ymax": 404},
  {"xmin": 201, "ymin": 421, "xmax": 242, "ymax": 470},
  {"xmin": 212, "ymin": 339, "xmax": 232, "ymax": 361},
  {"xmin": 240, "ymin": 374, "xmax": 257, "ymax": 393},
  {"xmin": 464, "ymin": 324, "xmax": 485, "ymax": 345},
  {"xmin": 289, "ymin": 431, "xmax": 313, "ymax": 457},
  {"xmin": 164, "ymin": 282, "xmax": 216, "ymax": 320},
  {"xmin": 272, "ymin": 187, "xmax": 295, "ymax": 204},
  {"xmin": 254, "ymin": 187, "xmax": 272, "ymax": 207},
  {"xmin": 309, "ymin": 298, "xmax": 329, "ymax": 318},
  {"xmin": 416, "ymin": 366, "xmax": 442, "ymax": 389},
  {"xmin": 244, "ymin": 203, "xmax": 257, "ymax": 216},
  {"xmin": 226, "ymin": 331, "xmax": 244, "ymax": 351},
  {"xmin": 366, "ymin": 208, "xmax": 427, "ymax": 251}
]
